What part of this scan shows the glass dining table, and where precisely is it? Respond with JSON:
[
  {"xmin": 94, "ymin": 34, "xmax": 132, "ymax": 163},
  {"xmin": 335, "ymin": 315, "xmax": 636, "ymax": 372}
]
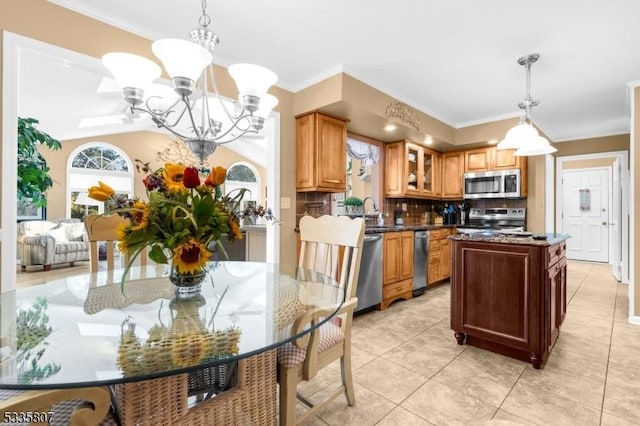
[{"xmin": 0, "ymin": 261, "xmax": 344, "ymax": 425}]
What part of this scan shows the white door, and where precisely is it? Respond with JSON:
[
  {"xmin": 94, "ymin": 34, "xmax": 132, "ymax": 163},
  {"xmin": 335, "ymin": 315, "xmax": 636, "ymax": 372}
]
[
  {"xmin": 562, "ymin": 168, "xmax": 609, "ymax": 262},
  {"xmin": 611, "ymin": 159, "xmax": 622, "ymax": 281}
]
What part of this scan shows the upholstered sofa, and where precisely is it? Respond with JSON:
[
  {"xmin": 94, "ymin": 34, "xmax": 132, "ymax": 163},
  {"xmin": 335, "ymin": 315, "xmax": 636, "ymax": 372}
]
[{"xmin": 17, "ymin": 219, "xmax": 90, "ymax": 271}]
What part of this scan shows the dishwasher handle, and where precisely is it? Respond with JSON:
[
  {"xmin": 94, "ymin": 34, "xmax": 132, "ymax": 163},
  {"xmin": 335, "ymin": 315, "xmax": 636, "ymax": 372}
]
[{"xmin": 364, "ymin": 235, "xmax": 383, "ymax": 242}]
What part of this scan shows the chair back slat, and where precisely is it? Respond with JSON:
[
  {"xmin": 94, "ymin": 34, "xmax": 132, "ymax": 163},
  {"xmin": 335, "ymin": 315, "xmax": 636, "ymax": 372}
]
[
  {"xmin": 84, "ymin": 214, "xmax": 149, "ymax": 272},
  {"xmin": 298, "ymin": 215, "xmax": 365, "ymax": 300}
]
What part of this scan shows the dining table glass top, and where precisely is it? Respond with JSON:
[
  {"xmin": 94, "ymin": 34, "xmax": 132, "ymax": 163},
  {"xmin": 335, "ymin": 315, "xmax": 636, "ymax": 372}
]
[{"xmin": 0, "ymin": 261, "xmax": 344, "ymax": 389}]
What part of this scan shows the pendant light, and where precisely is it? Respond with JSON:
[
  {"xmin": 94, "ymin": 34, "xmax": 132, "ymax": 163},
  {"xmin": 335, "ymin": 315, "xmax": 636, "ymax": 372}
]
[{"xmin": 497, "ymin": 53, "xmax": 557, "ymax": 156}]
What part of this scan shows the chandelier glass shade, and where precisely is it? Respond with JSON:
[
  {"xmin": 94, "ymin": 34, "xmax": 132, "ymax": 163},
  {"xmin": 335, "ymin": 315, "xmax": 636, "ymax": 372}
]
[
  {"xmin": 101, "ymin": 0, "xmax": 278, "ymax": 164},
  {"xmin": 497, "ymin": 53, "xmax": 556, "ymax": 156}
]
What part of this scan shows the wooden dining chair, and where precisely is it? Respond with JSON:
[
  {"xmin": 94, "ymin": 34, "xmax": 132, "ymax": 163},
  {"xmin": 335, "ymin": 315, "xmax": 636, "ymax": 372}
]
[
  {"xmin": 85, "ymin": 213, "xmax": 147, "ymax": 272},
  {"xmin": 277, "ymin": 215, "xmax": 365, "ymax": 425}
]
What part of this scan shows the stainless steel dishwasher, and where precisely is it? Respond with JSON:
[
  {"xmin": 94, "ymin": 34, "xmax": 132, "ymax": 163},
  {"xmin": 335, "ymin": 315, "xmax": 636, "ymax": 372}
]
[
  {"xmin": 413, "ymin": 230, "xmax": 429, "ymax": 296},
  {"xmin": 355, "ymin": 233, "xmax": 383, "ymax": 313}
]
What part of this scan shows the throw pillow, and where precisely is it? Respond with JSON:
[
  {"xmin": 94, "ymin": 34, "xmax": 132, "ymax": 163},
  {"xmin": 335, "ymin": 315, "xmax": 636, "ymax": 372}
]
[
  {"xmin": 64, "ymin": 222, "xmax": 86, "ymax": 241},
  {"xmin": 46, "ymin": 225, "xmax": 67, "ymax": 243}
]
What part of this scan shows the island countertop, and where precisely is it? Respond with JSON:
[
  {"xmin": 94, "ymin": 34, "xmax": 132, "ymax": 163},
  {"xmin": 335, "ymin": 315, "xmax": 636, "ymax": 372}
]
[{"xmin": 449, "ymin": 232, "xmax": 570, "ymax": 246}]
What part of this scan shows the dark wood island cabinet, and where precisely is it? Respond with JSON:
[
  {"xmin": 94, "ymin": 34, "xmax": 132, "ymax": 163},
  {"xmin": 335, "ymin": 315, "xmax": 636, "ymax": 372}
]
[{"xmin": 449, "ymin": 232, "xmax": 569, "ymax": 369}]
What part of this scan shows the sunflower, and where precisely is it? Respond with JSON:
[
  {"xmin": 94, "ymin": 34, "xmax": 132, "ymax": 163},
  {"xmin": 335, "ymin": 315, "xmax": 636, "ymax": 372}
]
[
  {"xmin": 116, "ymin": 221, "xmax": 130, "ymax": 253},
  {"xmin": 229, "ymin": 218, "xmax": 242, "ymax": 240},
  {"xmin": 172, "ymin": 239, "xmax": 211, "ymax": 274},
  {"xmin": 162, "ymin": 163, "xmax": 186, "ymax": 191},
  {"xmin": 129, "ymin": 200, "xmax": 150, "ymax": 231}
]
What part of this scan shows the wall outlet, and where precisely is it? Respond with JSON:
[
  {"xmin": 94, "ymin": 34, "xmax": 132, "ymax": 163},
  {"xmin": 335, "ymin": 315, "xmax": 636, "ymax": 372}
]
[
  {"xmin": 281, "ymin": 197, "xmax": 291, "ymax": 209},
  {"xmin": 402, "ymin": 203, "xmax": 407, "ymax": 212}
]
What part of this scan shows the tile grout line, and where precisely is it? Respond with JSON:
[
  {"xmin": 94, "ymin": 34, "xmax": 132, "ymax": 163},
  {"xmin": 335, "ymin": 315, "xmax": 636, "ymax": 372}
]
[
  {"xmin": 488, "ymin": 366, "xmax": 534, "ymax": 424},
  {"xmin": 598, "ymin": 276, "xmax": 618, "ymax": 426}
]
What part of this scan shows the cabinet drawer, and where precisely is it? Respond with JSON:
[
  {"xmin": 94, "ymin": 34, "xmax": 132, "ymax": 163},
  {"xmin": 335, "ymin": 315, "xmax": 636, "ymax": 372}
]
[
  {"xmin": 429, "ymin": 251, "xmax": 441, "ymax": 263},
  {"xmin": 383, "ymin": 279, "xmax": 412, "ymax": 299},
  {"xmin": 429, "ymin": 240, "xmax": 442, "ymax": 252},
  {"xmin": 546, "ymin": 242, "xmax": 566, "ymax": 267},
  {"xmin": 429, "ymin": 229, "xmax": 447, "ymax": 240}
]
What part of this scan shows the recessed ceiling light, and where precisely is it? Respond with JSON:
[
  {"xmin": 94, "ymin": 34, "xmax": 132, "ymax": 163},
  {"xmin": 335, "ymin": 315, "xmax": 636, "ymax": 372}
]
[
  {"xmin": 383, "ymin": 124, "xmax": 397, "ymax": 132},
  {"xmin": 487, "ymin": 139, "xmax": 499, "ymax": 145},
  {"xmin": 424, "ymin": 135, "xmax": 433, "ymax": 145}
]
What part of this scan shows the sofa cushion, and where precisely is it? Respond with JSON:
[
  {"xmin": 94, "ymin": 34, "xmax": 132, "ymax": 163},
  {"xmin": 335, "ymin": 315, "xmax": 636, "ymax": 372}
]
[
  {"xmin": 46, "ymin": 225, "xmax": 67, "ymax": 243},
  {"xmin": 64, "ymin": 222, "xmax": 86, "ymax": 241}
]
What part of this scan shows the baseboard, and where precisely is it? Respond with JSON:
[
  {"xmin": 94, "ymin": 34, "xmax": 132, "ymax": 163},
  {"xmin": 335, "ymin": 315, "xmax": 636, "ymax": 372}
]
[{"xmin": 628, "ymin": 316, "xmax": 640, "ymax": 326}]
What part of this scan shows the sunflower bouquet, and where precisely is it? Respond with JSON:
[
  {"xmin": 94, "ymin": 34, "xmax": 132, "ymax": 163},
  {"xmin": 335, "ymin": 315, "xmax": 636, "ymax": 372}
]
[{"xmin": 88, "ymin": 162, "xmax": 244, "ymax": 284}]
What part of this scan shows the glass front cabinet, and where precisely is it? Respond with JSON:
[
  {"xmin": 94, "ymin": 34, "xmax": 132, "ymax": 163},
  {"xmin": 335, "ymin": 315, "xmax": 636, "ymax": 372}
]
[{"xmin": 385, "ymin": 140, "xmax": 439, "ymax": 198}]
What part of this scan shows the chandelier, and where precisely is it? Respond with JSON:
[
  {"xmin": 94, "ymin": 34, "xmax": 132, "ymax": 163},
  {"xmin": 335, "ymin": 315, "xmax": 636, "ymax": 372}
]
[
  {"xmin": 101, "ymin": 0, "xmax": 278, "ymax": 164},
  {"xmin": 497, "ymin": 53, "xmax": 556, "ymax": 156}
]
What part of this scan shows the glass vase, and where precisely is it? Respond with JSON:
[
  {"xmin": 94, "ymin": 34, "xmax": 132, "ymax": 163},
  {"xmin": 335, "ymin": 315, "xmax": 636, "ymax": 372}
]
[{"xmin": 169, "ymin": 264, "xmax": 207, "ymax": 299}]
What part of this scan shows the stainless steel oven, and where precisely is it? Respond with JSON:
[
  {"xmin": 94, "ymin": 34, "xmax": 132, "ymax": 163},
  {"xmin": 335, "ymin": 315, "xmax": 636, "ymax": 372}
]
[
  {"xmin": 456, "ymin": 207, "xmax": 526, "ymax": 235},
  {"xmin": 463, "ymin": 169, "xmax": 521, "ymax": 199}
]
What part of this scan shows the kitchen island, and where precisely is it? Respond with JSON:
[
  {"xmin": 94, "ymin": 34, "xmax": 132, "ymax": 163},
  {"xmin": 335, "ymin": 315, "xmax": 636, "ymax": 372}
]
[{"xmin": 449, "ymin": 232, "xmax": 570, "ymax": 369}]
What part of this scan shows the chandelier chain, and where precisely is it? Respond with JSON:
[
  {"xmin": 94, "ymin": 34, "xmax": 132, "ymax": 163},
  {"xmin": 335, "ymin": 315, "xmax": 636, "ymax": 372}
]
[{"xmin": 199, "ymin": 0, "xmax": 211, "ymax": 28}]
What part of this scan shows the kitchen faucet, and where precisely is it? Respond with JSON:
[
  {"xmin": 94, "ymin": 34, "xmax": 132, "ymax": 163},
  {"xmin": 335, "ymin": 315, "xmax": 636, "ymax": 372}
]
[{"xmin": 362, "ymin": 196, "xmax": 378, "ymax": 218}]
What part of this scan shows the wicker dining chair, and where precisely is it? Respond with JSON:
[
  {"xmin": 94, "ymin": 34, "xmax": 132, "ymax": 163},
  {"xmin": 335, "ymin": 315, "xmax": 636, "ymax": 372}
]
[{"xmin": 277, "ymin": 215, "xmax": 365, "ymax": 425}]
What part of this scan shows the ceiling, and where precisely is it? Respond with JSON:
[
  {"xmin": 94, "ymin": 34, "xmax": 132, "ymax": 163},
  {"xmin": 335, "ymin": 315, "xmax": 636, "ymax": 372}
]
[{"xmin": 44, "ymin": 0, "xmax": 640, "ymax": 143}]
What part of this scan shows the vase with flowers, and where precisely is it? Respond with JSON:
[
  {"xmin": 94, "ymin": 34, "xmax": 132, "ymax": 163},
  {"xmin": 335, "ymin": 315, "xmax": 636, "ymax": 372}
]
[
  {"xmin": 241, "ymin": 203, "xmax": 276, "ymax": 226},
  {"xmin": 88, "ymin": 162, "xmax": 244, "ymax": 296}
]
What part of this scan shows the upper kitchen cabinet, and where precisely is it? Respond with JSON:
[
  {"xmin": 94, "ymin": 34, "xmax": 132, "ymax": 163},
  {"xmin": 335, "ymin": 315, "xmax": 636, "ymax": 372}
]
[
  {"xmin": 385, "ymin": 140, "xmax": 439, "ymax": 199},
  {"xmin": 441, "ymin": 151, "xmax": 464, "ymax": 199},
  {"xmin": 464, "ymin": 147, "xmax": 525, "ymax": 173},
  {"xmin": 296, "ymin": 112, "xmax": 348, "ymax": 192}
]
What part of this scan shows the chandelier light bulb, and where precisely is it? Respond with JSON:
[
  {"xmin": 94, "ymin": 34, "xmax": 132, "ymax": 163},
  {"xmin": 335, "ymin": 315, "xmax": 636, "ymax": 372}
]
[
  {"xmin": 102, "ymin": 52, "xmax": 161, "ymax": 92},
  {"xmin": 229, "ymin": 63, "xmax": 278, "ymax": 101},
  {"xmin": 254, "ymin": 93, "xmax": 279, "ymax": 119},
  {"xmin": 152, "ymin": 38, "xmax": 213, "ymax": 83}
]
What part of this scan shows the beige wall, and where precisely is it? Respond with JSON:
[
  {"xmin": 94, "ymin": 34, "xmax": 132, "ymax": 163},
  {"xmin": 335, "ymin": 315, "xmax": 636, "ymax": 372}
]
[
  {"xmin": 1, "ymin": 0, "xmax": 298, "ymax": 269},
  {"xmin": 634, "ymin": 87, "xmax": 640, "ymax": 318},
  {"xmin": 554, "ymin": 134, "xmax": 630, "ymax": 157},
  {"xmin": 41, "ymin": 131, "xmax": 267, "ymax": 221}
]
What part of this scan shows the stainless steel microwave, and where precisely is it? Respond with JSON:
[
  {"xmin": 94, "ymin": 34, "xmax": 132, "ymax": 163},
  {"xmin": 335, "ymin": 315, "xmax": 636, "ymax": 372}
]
[{"xmin": 463, "ymin": 169, "xmax": 521, "ymax": 199}]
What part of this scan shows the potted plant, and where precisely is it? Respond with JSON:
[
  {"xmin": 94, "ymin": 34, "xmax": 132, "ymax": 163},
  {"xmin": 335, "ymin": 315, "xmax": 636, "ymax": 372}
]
[
  {"xmin": 343, "ymin": 196, "xmax": 364, "ymax": 216},
  {"xmin": 17, "ymin": 117, "xmax": 61, "ymax": 208}
]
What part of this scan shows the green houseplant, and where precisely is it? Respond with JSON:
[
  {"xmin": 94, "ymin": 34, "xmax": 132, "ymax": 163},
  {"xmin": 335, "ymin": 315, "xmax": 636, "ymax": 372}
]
[
  {"xmin": 343, "ymin": 196, "xmax": 363, "ymax": 215},
  {"xmin": 17, "ymin": 117, "xmax": 61, "ymax": 208}
]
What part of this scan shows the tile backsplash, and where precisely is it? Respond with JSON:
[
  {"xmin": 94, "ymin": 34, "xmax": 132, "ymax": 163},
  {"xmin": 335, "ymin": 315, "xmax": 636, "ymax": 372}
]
[{"xmin": 296, "ymin": 191, "xmax": 526, "ymax": 227}]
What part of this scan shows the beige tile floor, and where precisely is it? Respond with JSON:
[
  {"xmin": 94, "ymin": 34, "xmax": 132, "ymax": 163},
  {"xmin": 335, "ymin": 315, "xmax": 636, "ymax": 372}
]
[{"xmin": 296, "ymin": 261, "xmax": 640, "ymax": 425}]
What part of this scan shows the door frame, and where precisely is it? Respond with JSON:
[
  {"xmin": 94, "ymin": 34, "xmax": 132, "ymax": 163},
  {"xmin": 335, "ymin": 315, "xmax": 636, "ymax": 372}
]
[{"xmin": 555, "ymin": 151, "xmax": 629, "ymax": 284}]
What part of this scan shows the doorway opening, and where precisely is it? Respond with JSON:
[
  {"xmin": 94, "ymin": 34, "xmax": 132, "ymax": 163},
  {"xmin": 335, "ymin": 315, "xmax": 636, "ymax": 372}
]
[{"xmin": 555, "ymin": 151, "xmax": 629, "ymax": 283}]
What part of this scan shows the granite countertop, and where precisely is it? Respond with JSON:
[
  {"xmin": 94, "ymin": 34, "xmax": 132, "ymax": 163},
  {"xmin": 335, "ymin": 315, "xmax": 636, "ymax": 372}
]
[
  {"xmin": 364, "ymin": 224, "xmax": 456, "ymax": 234},
  {"xmin": 449, "ymin": 232, "xmax": 570, "ymax": 246}
]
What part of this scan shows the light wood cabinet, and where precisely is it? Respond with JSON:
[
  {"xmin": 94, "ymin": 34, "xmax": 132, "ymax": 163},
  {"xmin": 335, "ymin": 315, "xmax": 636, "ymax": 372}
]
[
  {"xmin": 428, "ymin": 228, "xmax": 455, "ymax": 286},
  {"xmin": 464, "ymin": 147, "xmax": 524, "ymax": 173},
  {"xmin": 296, "ymin": 112, "xmax": 347, "ymax": 192},
  {"xmin": 382, "ymin": 231, "xmax": 413, "ymax": 310},
  {"xmin": 464, "ymin": 148, "xmax": 492, "ymax": 172},
  {"xmin": 385, "ymin": 140, "xmax": 439, "ymax": 199},
  {"xmin": 441, "ymin": 151, "xmax": 464, "ymax": 199}
]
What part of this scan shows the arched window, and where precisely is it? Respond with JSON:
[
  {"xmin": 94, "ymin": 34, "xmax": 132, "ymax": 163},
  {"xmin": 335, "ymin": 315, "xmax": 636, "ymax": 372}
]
[
  {"xmin": 67, "ymin": 143, "xmax": 134, "ymax": 219},
  {"xmin": 225, "ymin": 162, "xmax": 261, "ymax": 211}
]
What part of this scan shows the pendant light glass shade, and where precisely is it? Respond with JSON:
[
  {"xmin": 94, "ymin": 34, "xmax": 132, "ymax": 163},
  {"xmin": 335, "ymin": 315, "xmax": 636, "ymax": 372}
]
[
  {"xmin": 497, "ymin": 122, "xmax": 539, "ymax": 150},
  {"xmin": 254, "ymin": 93, "xmax": 279, "ymax": 119},
  {"xmin": 102, "ymin": 52, "xmax": 161, "ymax": 91},
  {"xmin": 151, "ymin": 39, "xmax": 212, "ymax": 82},
  {"xmin": 228, "ymin": 63, "xmax": 278, "ymax": 98},
  {"xmin": 514, "ymin": 136, "xmax": 557, "ymax": 156}
]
